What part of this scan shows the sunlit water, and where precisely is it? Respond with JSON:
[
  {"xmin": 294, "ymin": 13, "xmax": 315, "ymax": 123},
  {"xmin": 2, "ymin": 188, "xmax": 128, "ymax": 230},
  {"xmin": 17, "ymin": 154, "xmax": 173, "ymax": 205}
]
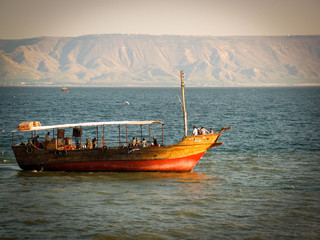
[{"xmin": 0, "ymin": 87, "xmax": 319, "ymax": 239}]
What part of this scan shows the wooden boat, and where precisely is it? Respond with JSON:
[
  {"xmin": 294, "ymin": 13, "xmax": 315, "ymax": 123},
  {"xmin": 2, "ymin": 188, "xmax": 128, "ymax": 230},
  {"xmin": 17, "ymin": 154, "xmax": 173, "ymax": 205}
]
[
  {"xmin": 11, "ymin": 71, "xmax": 231, "ymax": 172},
  {"xmin": 61, "ymin": 87, "xmax": 68, "ymax": 92}
]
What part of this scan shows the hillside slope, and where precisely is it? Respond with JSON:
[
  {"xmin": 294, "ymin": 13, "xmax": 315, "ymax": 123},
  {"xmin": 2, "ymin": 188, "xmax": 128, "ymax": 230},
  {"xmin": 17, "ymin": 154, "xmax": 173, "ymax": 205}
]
[{"xmin": 0, "ymin": 35, "xmax": 319, "ymax": 86}]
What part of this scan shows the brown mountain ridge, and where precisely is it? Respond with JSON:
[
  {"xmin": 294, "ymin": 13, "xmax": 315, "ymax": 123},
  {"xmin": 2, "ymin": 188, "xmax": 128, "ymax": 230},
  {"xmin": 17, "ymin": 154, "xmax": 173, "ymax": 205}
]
[{"xmin": 0, "ymin": 34, "xmax": 319, "ymax": 87}]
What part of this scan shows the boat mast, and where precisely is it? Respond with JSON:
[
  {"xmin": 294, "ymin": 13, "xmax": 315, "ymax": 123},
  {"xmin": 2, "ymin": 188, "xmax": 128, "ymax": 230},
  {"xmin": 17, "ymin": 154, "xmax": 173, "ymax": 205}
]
[{"xmin": 180, "ymin": 70, "xmax": 188, "ymax": 137}]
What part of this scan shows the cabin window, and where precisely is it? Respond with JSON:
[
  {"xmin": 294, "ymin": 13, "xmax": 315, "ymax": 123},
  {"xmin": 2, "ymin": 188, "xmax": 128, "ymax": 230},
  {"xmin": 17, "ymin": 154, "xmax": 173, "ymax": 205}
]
[
  {"xmin": 73, "ymin": 128, "xmax": 82, "ymax": 137},
  {"xmin": 58, "ymin": 129, "xmax": 65, "ymax": 139}
]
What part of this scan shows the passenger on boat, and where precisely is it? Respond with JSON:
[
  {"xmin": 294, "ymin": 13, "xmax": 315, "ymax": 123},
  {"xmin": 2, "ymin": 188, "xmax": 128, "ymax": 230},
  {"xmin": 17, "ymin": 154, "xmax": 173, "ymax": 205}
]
[
  {"xmin": 76, "ymin": 140, "xmax": 81, "ymax": 149},
  {"xmin": 45, "ymin": 132, "xmax": 50, "ymax": 142},
  {"xmin": 32, "ymin": 135, "xmax": 43, "ymax": 148},
  {"xmin": 26, "ymin": 139, "xmax": 32, "ymax": 147},
  {"xmin": 192, "ymin": 126, "xmax": 198, "ymax": 136},
  {"xmin": 209, "ymin": 128, "xmax": 214, "ymax": 134},
  {"xmin": 142, "ymin": 138, "xmax": 147, "ymax": 147},
  {"xmin": 32, "ymin": 135, "xmax": 39, "ymax": 145},
  {"xmin": 92, "ymin": 137, "xmax": 97, "ymax": 148},
  {"xmin": 130, "ymin": 137, "xmax": 136, "ymax": 147},
  {"xmin": 86, "ymin": 138, "xmax": 93, "ymax": 149},
  {"xmin": 200, "ymin": 127, "xmax": 209, "ymax": 135},
  {"xmin": 153, "ymin": 137, "xmax": 159, "ymax": 146},
  {"xmin": 136, "ymin": 138, "xmax": 140, "ymax": 147}
]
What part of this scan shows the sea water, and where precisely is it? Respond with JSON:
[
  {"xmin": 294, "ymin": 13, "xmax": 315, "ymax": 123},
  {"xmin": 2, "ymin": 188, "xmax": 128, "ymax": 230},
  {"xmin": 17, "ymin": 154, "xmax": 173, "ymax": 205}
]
[{"xmin": 0, "ymin": 87, "xmax": 319, "ymax": 239}]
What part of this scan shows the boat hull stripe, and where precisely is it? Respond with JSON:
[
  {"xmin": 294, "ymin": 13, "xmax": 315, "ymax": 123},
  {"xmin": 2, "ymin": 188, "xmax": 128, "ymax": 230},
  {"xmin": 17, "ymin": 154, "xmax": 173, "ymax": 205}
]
[{"xmin": 43, "ymin": 151, "xmax": 206, "ymax": 172}]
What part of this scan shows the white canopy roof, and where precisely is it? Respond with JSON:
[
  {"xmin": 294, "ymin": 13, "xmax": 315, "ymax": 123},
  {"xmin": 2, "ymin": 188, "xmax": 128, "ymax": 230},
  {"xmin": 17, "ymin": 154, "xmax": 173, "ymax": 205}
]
[{"xmin": 12, "ymin": 120, "xmax": 164, "ymax": 133}]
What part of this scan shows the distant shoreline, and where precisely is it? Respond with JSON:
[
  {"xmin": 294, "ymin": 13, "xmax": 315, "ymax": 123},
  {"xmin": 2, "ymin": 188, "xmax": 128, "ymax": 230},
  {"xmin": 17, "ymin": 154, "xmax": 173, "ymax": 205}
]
[{"xmin": 1, "ymin": 84, "xmax": 320, "ymax": 88}]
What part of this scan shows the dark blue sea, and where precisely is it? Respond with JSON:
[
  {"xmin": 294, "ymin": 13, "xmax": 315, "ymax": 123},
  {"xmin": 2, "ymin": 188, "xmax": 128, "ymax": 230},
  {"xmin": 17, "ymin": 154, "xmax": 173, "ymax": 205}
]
[{"xmin": 0, "ymin": 87, "xmax": 320, "ymax": 239}]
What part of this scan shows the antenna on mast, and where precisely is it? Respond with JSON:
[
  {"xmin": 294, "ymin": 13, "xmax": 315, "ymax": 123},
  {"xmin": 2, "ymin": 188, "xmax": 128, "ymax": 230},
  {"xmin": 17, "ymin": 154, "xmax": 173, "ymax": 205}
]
[{"xmin": 180, "ymin": 70, "xmax": 188, "ymax": 137}]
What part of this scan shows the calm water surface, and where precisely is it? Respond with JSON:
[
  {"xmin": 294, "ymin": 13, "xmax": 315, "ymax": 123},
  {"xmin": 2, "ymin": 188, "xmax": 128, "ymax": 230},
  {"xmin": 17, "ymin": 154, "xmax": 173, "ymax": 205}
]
[{"xmin": 0, "ymin": 87, "xmax": 319, "ymax": 239}]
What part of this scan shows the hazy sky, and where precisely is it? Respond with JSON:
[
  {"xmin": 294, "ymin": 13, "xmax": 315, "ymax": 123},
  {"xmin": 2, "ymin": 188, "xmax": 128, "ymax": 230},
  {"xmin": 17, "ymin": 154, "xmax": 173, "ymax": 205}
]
[{"xmin": 0, "ymin": 0, "xmax": 319, "ymax": 39}]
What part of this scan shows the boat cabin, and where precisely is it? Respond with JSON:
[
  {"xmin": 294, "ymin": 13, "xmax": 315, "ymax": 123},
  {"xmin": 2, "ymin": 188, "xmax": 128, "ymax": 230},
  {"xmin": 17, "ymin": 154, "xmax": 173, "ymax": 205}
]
[{"xmin": 12, "ymin": 121, "xmax": 165, "ymax": 151}]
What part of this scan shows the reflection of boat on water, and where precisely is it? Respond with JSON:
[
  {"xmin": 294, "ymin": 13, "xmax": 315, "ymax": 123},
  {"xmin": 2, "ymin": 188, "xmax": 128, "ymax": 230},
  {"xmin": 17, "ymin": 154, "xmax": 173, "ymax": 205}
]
[
  {"xmin": 62, "ymin": 88, "xmax": 68, "ymax": 92},
  {"xmin": 11, "ymin": 71, "xmax": 231, "ymax": 172}
]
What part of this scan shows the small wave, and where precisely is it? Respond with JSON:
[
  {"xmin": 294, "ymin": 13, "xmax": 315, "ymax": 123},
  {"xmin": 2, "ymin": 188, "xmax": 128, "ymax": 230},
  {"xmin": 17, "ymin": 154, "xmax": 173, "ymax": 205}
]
[
  {"xmin": 23, "ymin": 219, "xmax": 52, "ymax": 225},
  {"xmin": 48, "ymin": 201, "xmax": 64, "ymax": 206},
  {"xmin": 97, "ymin": 191, "xmax": 110, "ymax": 195},
  {"xmin": 0, "ymin": 164, "xmax": 19, "ymax": 171},
  {"xmin": 102, "ymin": 199, "xmax": 123, "ymax": 206},
  {"xmin": 52, "ymin": 188, "xmax": 66, "ymax": 193},
  {"xmin": 179, "ymin": 210, "xmax": 203, "ymax": 218}
]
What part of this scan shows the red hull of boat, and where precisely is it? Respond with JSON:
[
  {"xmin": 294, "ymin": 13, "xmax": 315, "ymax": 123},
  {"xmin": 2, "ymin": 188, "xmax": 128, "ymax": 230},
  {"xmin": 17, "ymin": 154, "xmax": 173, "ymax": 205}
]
[{"xmin": 43, "ymin": 151, "xmax": 206, "ymax": 172}]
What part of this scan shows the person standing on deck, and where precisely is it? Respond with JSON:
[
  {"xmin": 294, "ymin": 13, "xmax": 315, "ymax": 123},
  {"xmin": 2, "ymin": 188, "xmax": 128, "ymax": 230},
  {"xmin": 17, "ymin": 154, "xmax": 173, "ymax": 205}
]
[
  {"xmin": 86, "ymin": 138, "xmax": 93, "ymax": 149},
  {"xmin": 92, "ymin": 137, "xmax": 97, "ymax": 148},
  {"xmin": 192, "ymin": 126, "xmax": 198, "ymax": 136},
  {"xmin": 200, "ymin": 127, "xmax": 209, "ymax": 135},
  {"xmin": 45, "ymin": 132, "xmax": 50, "ymax": 142},
  {"xmin": 76, "ymin": 140, "xmax": 81, "ymax": 149}
]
